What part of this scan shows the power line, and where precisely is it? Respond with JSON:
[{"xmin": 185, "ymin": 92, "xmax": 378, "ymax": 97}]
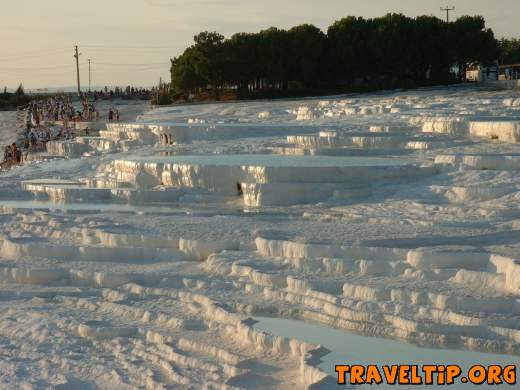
[
  {"xmin": 440, "ymin": 6, "xmax": 455, "ymax": 23},
  {"xmin": 0, "ymin": 64, "xmax": 74, "ymax": 71},
  {"xmin": 1, "ymin": 47, "xmax": 70, "ymax": 55},
  {"xmin": 0, "ymin": 62, "xmax": 166, "ymax": 74},
  {"xmin": 0, "ymin": 69, "xmax": 77, "ymax": 78},
  {"xmin": 88, "ymin": 59, "xmax": 92, "ymax": 93},
  {"xmin": 1, "ymin": 44, "xmax": 169, "ymax": 86},
  {"xmin": 81, "ymin": 44, "xmax": 181, "ymax": 49},
  {"xmin": 74, "ymin": 45, "xmax": 81, "ymax": 96},
  {"xmin": 92, "ymin": 66, "xmax": 169, "ymax": 73},
  {"xmin": 1, "ymin": 47, "xmax": 174, "ymax": 67},
  {"xmin": 93, "ymin": 61, "xmax": 169, "ymax": 67},
  {"xmin": 0, "ymin": 48, "xmax": 71, "ymax": 61}
]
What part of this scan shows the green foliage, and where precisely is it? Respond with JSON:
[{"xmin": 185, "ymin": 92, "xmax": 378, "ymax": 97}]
[
  {"xmin": 151, "ymin": 82, "xmax": 173, "ymax": 106},
  {"xmin": 170, "ymin": 14, "xmax": 501, "ymax": 99},
  {"xmin": 499, "ymin": 38, "xmax": 520, "ymax": 64},
  {"xmin": 287, "ymin": 24, "xmax": 326, "ymax": 88},
  {"xmin": 15, "ymin": 84, "xmax": 25, "ymax": 95},
  {"xmin": 0, "ymin": 83, "xmax": 31, "ymax": 110},
  {"xmin": 449, "ymin": 15, "xmax": 499, "ymax": 76},
  {"xmin": 152, "ymin": 91, "xmax": 173, "ymax": 106}
]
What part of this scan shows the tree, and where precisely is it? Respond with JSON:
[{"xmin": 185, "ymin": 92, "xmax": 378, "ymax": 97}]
[
  {"xmin": 225, "ymin": 32, "xmax": 260, "ymax": 93},
  {"xmin": 15, "ymin": 84, "xmax": 25, "ymax": 95},
  {"xmin": 410, "ymin": 16, "xmax": 451, "ymax": 83},
  {"xmin": 254, "ymin": 27, "xmax": 289, "ymax": 89},
  {"xmin": 168, "ymin": 13, "xmax": 502, "ymax": 101},
  {"xmin": 327, "ymin": 16, "xmax": 371, "ymax": 86},
  {"xmin": 287, "ymin": 24, "xmax": 326, "ymax": 88},
  {"xmin": 450, "ymin": 16, "xmax": 499, "ymax": 77},
  {"xmin": 191, "ymin": 31, "xmax": 226, "ymax": 98},
  {"xmin": 170, "ymin": 47, "xmax": 206, "ymax": 96},
  {"xmin": 499, "ymin": 38, "xmax": 520, "ymax": 64}
]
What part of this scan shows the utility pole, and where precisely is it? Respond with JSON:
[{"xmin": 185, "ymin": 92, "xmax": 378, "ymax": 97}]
[
  {"xmin": 74, "ymin": 45, "xmax": 82, "ymax": 96},
  {"xmin": 88, "ymin": 59, "xmax": 92, "ymax": 93},
  {"xmin": 440, "ymin": 6, "xmax": 455, "ymax": 23}
]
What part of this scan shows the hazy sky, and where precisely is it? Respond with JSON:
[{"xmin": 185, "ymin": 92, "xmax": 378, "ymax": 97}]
[{"xmin": 1, "ymin": 0, "xmax": 519, "ymax": 89}]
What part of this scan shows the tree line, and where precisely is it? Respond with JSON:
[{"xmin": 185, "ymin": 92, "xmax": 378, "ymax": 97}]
[
  {"xmin": 498, "ymin": 38, "xmax": 520, "ymax": 65},
  {"xmin": 168, "ymin": 13, "xmax": 501, "ymax": 101},
  {"xmin": 86, "ymin": 86, "xmax": 153, "ymax": 101},
  {"xmin": 0, "ymin": 84, "xmax": 31, "ymax": 110}
]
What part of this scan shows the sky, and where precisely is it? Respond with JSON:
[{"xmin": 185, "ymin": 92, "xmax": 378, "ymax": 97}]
[{"xmin": 1, "ymin": 0, "xmax": 519, "ymax": 90}]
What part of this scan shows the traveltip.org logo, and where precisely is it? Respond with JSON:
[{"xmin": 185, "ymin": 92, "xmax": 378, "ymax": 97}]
[{"xmin": 335, "ymin": 364, "xmax": 517, "ymax": 386}]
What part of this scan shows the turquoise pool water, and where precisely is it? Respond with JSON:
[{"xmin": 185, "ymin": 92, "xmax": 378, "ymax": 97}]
[{"xmin": 254, "ymin": 317, "xmax": 519, "ymax": 389}]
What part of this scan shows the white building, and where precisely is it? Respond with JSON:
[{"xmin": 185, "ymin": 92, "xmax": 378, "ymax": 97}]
[
  {"xmin": 499, "ymin": 64, "xmax": 520, "ymax": 80},
  {"xmin": 466, "ymin": 62, "xmax": 499, "ymax": 82}
]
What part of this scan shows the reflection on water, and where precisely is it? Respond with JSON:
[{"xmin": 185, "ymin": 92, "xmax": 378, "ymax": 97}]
[
  {"xmin": 0, "ymin": 199, "xmax": 267, "ymax": 217},
  {"xmin": 254, "ymin": 317, "xmax": 519, "ymax": 389},
  {"xmin": 128, "ymin": 154, "xmax": 412, "ymax": 167},
  {"xmin": 0, "ymin": 200, "xmax": 183, "ymax": 214}
]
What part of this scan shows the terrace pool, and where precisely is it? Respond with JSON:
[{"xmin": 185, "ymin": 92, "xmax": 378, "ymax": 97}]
[
  {"xmin": 127, "ymin": 154, "xmax": 413, "ymax": 167},
  {"xmin": 254, "ymin": 317, "xmax": 519, "ymax": 389}
]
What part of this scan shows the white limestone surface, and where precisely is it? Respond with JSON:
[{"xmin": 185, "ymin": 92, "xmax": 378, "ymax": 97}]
[{"xmin": 1, "ymin": 86, "xmax": 520, "ymax": 388}]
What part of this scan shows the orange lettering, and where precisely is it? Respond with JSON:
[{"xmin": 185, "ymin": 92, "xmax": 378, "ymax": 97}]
[
  {"xmin": 487, "ymin": 365, "xmax": 502, "ymax": 385},
  {"xmin": 350, "ymin": 365, "xmax": 365, "ymax": 384},
  {"xmin": 410, "ymin": 365, "xmax": 422, "ymax": 385},
  {"xmin": 365, "ymin": 365, "xmax": 383, "ymax": 385},
  {"xmin": 503, "ymin": 365, "xmax": 516, "ymax": 385},
  {"xmin": 446, "ymin": 365, "xmax": 462, "ymax": 385},
  {"xmin": 468, "ymin": 365, "xmax": 486, "ymax": 385},
  {"xmin": 383, "ymin": 365, "xmax": 399, "ymax": 385},
  {"xmin": 335, "ymin": 365, "xmax": 350, "ymax": 385},
  {"xmin": 437, "ymin": 365, "xmax": 445, "ymax": 385},
  {"xmin": 398, "ymin": 365, "xmax": 410, "ymax": 385},
  {"xmin": 422, "ymin": 365, "xmax": 437, "ymax": 385}
]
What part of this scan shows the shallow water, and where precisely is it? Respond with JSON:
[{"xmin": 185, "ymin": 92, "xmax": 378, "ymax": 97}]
[
  {"xmin": 127, "ymin": 154, "xmax": 412, "ymax": 167},
  {"xmin": 254, "ymin": 317, "xmax": 519, "ymax": 389},
  {"xmin": 0, "ymin": 111, "xmax": 17, "ymax": 146},
  {"xmin": 0, "ymin": 199, "xmax": 259, "ymax": 217},
  {"xmin": 0, "ymin": 200, "xmax": 182, "ymax": 214}
]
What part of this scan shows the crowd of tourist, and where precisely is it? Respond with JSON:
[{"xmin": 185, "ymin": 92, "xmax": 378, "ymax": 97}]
[
  {"xmin": 88, "ymin": 87, "xmax": 152, "ymax": 101},
  {"xmin": 1, "ymin": 95, "xmax": 121, "ymax": 170},
  {"xmin": 3, "ymin": 143, "xmax": 22, "ymax": 166},
  {"xmin": 26, "ymin": 96, "xmax": 100, "ymax": 125},
  {"xmin": 108, "ymin": 108, "xmax": 120, "ymax": 122}
]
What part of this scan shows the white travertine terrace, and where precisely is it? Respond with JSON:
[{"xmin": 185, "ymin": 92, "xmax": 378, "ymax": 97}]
[
  {"xmin": 2, "ymin": 86, "xmax": 520, "ymax": 388},
  {"xmin": 421, "ymin": 118, "xmax": 520, "ymax": 142},
  {"xmin": 98, "ymin": 155, "xmax": 435, "ymax": 206}
]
